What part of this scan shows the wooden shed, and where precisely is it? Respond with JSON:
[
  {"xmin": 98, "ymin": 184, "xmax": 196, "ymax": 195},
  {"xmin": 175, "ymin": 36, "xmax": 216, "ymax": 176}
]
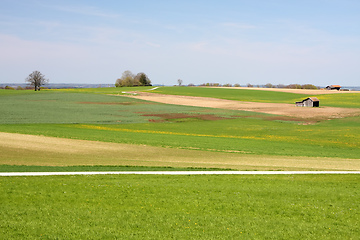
[
  {"xmin": 295, "ymin": 97, "xmax": 319, "ymax": 107},
  {"xmin": 326, "ymin": 85, "xmax": 341, "ymax": 90}
]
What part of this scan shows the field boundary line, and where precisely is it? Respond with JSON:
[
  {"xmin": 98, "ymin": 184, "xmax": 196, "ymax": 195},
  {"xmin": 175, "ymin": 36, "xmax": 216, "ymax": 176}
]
[{"xmin": 1, "ymin": 171, "xmax": 360, "ymax": 177}]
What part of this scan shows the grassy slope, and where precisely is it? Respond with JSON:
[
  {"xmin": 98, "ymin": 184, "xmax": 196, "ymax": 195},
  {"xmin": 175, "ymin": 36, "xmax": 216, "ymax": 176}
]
[
  {"xmin": 150, "ymin": 86, "xmax": 360, "ymax": 108},
  {"xmin": 0, "ymin": 89, "xmax": 359, "ymax": 160},
  {"xmin": 0, "ymin": 90, "xmax": 247, "ymax": 124},
  {"xmin": 2, "ymin": 119, "xmax": 359, "ymax": 159},
  {"xmin": 1, "ymin": 88, "xmax": 359, "ymax": 239},
  {"xmin": 1, "ymin": 174, "xmax": 359, "ymax": 239}
]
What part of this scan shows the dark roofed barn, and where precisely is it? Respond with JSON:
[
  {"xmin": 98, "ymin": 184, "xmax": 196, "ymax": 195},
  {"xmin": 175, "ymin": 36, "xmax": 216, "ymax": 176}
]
[
  {"xmin": 295, "ymin": 97, "xmax": 319, "ymax": 107},
  {"xmin": 326, "ymin": 85, "xmax": 341, "ymax": 90}
]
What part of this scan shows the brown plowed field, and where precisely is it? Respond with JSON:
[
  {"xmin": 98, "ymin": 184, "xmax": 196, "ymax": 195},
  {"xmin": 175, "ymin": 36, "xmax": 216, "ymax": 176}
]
[{"xmin": 125, "ymin": 92, "xmax": 360, "ymax": 121}]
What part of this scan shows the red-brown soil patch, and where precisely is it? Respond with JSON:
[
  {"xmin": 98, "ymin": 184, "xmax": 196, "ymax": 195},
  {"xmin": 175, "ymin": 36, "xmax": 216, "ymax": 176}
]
[
  {"xmin": 78, "ymin": 101, "xmax": 135, "ymax": 105},
  {"xmin": 142, "ymin": 113, "xmax": 230, "ymax": 122},
  {"xmin": 78, "ymin": 101, "xmax": 154, "ymax": 105}
]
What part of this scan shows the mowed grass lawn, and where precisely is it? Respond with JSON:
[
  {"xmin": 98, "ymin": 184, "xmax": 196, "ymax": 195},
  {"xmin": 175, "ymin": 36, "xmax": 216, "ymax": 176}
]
[{"xmin": 1, "ymin": 174, "xmax": 359, "ymax": 239}]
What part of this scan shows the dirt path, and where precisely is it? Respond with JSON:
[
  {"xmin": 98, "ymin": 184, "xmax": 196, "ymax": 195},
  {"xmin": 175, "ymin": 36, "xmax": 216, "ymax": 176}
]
[{"xmin": 124, "ymin": 92, "xmax": 360, "ymax": 120}]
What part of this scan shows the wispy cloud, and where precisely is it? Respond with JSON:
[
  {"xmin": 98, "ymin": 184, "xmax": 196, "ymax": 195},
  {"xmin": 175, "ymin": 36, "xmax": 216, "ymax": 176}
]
[
  {"xmin": 41, "ymin": 3, "xmax": 120, "ymax": 18},
  {"xmin": 221, "ymin": 22, "xmax": 257, "ymax": 29},
  {"xmin": 145, "ymin": 42, "xmax": 161, "ymax": 48}
]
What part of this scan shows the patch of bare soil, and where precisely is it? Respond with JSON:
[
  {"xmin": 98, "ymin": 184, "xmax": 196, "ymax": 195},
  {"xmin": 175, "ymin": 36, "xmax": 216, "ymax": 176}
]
[
  {"xmin": 77, "ymin": 101, "xmax": 154, "ymax": 105},
  {"xmin": 142, "ymin": 113, "xmax": 231, "ymax": 122},
  {"xmin": 124, "ymin": 92, "xmax": 360, "ymax": 121}
]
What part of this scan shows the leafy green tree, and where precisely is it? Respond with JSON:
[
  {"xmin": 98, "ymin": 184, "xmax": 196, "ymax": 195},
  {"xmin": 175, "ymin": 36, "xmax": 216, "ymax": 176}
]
[
  {"xmin": 265, "ymin": 83, "xmax": 274, "ymax": 88},
  {"xmin": 134, "ymin": 72, "xmax": 151, "ymax": 86},
  {"xmin": 139, "ymin": 74, "xmax": 147, "ymax": 85},
  {"xmin": 116, "ymin": 71, "xmax": 151, "ymax": 87},
  {"xmin": 115, "ymin": 70, "xmax": 135, "ymax": 87}
]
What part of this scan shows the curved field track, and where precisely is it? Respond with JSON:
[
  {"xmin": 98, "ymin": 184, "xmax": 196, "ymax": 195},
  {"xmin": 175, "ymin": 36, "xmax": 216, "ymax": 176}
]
[
  {"xmin": 124, "ymin": 92, "xmax": 360, "ymax": 121},
  {"xmin": 1, "ymin": 132, "xmax": 360, "ymax": 171}
]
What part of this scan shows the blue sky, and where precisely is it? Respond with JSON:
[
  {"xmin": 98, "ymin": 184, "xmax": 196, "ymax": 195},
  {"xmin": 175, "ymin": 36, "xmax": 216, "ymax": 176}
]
[{"xmin": 1, "ymin": 0, "xmax": 359, "ymax": 86}]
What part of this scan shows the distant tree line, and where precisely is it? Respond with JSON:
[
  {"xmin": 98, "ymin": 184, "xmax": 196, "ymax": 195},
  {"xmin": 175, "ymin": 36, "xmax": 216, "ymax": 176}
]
[
  {"xmin": 115, "ymin": 70, "xmax": 152, "ymax": 87},
  {"xmin": 0, "ymin": 70, "xmax": 49, "ymax": 91},
  {"xmin": 264, "ymin": 83, "xmax": 319, "ymax": 89},
  {"xmin": 189, "ymin": 83, "xmax": 320, "ymax": 89},
  {"xmin": 0, "ymin": 85, "xmax": 35, "ymax": 90}
]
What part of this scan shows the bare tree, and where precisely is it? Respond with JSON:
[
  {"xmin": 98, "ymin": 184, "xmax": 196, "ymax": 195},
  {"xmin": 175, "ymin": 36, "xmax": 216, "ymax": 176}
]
[
  {"xmin": 25, "ymin": 71, "xmax": 48, "ymax": 91},
  {"xmin": 177, "ymin": 79, "xmax": 183, "ymax": 86}
]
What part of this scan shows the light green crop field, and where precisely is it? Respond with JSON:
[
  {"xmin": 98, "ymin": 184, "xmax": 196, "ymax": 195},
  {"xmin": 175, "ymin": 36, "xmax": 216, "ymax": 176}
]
[
  {"xmin": 1, "ymin": 87, "xmax": 359, "ymax": 239},
  {"xmin": 0, "ymin": 90, "xmax": 262, "ymax": 124},
  {"xmin": 1, "ymin": 89, "xmax": 359, "ymax": 161},
  {"xmin": 1, "ymin": 174, "xmax": 359, "ymax": 239}
]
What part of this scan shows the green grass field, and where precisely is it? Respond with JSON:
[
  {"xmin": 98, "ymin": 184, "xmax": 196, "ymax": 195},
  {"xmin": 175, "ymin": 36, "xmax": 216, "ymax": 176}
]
[
  {"xmin": 152, "ymin": 86, "xmax": 311, "ymax": 103},
  {"xmin": 0, "ymin": 90, "xmax": 254, "ymax": 124},
  {"xmin": 151, "ymin": 86, "xmax": 360, "ymax": 107},
  {"xmin": 1, "ymin": 87, "xmax": 359, "ymax": 239},
  {"xmin": 1, "ymin": 89, "xmax": 359, "ymax": 159},
  {"xmin": 1, "ymin": 174, "xmax": 359, "ymax": 239}
]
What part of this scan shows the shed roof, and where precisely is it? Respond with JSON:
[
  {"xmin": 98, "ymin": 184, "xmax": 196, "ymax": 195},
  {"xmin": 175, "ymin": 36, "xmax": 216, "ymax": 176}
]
[{"xmin": 308, "ymin": 97, "xmax": 319, "ymax": 102}]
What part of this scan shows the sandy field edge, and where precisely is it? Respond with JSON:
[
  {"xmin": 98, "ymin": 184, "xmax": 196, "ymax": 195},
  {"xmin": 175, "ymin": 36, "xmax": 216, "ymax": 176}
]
[{"xmin": 123, "ymin": 92, "xmax": 360, "ymax": 120}]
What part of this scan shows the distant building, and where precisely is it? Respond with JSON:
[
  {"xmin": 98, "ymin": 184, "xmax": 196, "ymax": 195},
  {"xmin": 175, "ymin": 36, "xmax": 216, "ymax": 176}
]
[
  {"xmin": 326, "ymin": 85, "xmax": 341, "ymax": 90},
  {"xmin": 295, "ymin": 97, "xmax": 320, "ymax": 107}
]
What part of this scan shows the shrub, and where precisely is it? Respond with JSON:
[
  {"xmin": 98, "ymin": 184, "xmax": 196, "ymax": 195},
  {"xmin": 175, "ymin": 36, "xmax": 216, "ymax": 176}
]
[
  {"xmin": 301, "ymin": 84, "xmax": 319, "ymax": 89},
  {"xmin": 115, "ymin": 71, "xmax": 151, "ymax": 87}
]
